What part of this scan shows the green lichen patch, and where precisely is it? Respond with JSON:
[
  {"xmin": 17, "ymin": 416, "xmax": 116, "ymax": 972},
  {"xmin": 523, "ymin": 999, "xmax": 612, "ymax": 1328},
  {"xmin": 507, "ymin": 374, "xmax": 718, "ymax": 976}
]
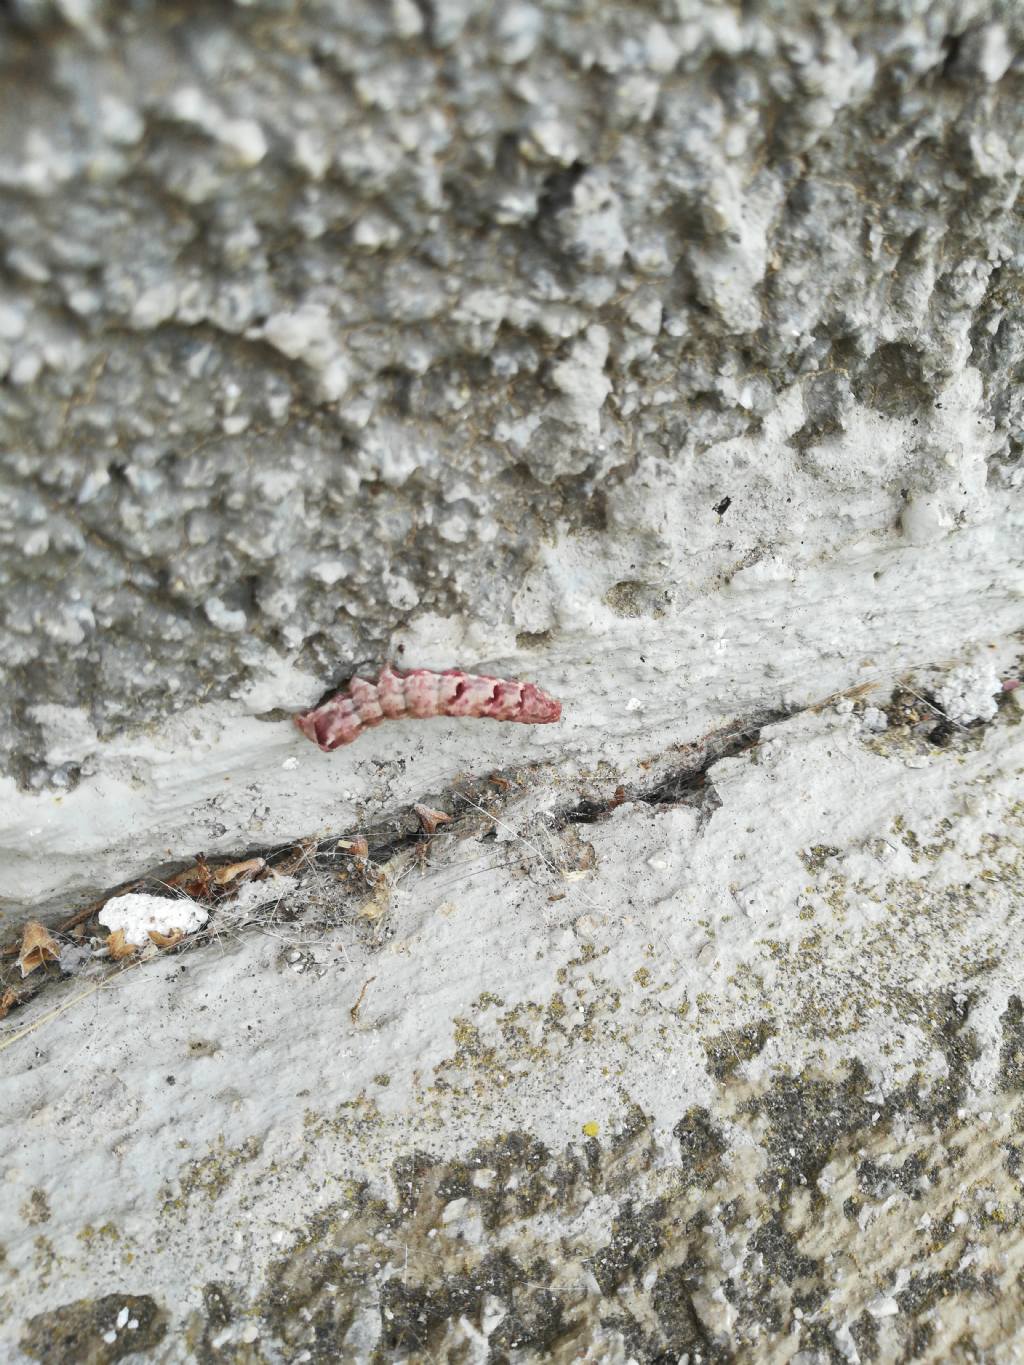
[
  {"xmin": 587, "ymin": 1198, "xmax": 668, "ymax": 1295},
  {"xmin": 183, "ymin": 1280, "xmax": 265, "ymax": 1364},
  {"xmin": 161, "ymin": 1136, "xmax": 263, "ymax": 1214},
  {"xmin": 860, "ymin": 678, "xmax": 1017, "ymax": 763},
  {"xmin": 602, "ymin": 580, "xmax": 668, "ymax": 620},
  {"xmin": 673, "ymin": 1106, "xmax": 728, "ymax": 1189},
  {"xmin": 742, "ymin": 1061, "xmax": 876, "ymax": 1198},
  {"xmin": 260, "ymin": 1238, "xmax": 383, "ymax": 1361},
  {"xmin": 21, "ymin": 1293, "xmax": 165, "ymax": 1363},
  {"xmin": 20, "ymin": 1188, "xmax": 51, "ymax": 1226},
  {"xmin": 799, "ymin": 843, "xmax": 843, "ymax": 874},
  {"xmin": 703, "ymin": 1018, "xmax": 775, "ymax": 1081},
  {"xmin": 998, "ymin": 996, "xmax": 1024, "ymax": 1093},
  {"xmin": 96, "ymin": 1015, "xmax": 1024, "ymax": 1365}
]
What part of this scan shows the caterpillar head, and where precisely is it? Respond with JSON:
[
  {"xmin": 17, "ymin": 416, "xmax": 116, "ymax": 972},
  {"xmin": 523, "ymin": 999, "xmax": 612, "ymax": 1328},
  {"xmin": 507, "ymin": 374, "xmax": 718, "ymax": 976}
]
[{"xmin": 518, "ymin": 682, "xmax": 562, "ymax": 724}]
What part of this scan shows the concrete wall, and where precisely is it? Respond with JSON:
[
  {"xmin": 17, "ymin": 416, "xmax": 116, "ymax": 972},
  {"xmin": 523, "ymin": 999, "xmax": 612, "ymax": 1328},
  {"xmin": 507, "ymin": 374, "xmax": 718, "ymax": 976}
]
[{"xmin": 1, "ymin": 2, "xmax": 1022, "ymax": 1360}]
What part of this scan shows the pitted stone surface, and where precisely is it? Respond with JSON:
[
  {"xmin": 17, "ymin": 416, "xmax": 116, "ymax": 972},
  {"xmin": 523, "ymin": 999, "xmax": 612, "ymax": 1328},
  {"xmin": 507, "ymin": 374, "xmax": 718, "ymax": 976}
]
[
  {"xmin": 1, "ymin": 0, "xmax": 1022, "ymax": 791},
  {"xmin": 1, "ymin": 684, "xmax": 1022, "ymax": 1362},
  {"xmin": 2, "ymin": 8, "xmax": 1024, "ymax": 1360}
]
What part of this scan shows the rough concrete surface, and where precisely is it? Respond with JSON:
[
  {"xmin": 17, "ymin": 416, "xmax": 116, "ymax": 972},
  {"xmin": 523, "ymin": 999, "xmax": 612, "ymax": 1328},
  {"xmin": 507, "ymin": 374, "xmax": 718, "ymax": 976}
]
[{"xmin": 1, "ymin": 0, "xmax": 1023, "ymax": 1361}]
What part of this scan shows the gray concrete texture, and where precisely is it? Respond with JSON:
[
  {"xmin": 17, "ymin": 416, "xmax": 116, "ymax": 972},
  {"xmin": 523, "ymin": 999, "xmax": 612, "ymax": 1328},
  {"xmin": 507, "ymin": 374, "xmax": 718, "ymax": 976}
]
[
  {"xmin": 1, "ymin": 0, "xmax": 1021, "ymax": 787},
  {"xmin": 3, "ymin": 2, "xmax": 1024, "ymax": 1363}
]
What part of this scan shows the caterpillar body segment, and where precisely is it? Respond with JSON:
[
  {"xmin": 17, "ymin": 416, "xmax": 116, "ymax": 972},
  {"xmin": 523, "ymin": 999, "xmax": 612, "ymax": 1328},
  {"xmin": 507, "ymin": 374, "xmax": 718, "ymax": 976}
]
[{"xmin": 294, "ymin": 665, "xmax": 562, "ymax": 751}]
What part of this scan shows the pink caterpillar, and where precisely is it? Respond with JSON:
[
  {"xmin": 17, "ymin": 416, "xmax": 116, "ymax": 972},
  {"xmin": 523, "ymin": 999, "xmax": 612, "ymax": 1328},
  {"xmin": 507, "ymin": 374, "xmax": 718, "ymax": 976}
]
[{"xmin": 294, "ymin": 665, "xmax": 562, "ymax": 751}]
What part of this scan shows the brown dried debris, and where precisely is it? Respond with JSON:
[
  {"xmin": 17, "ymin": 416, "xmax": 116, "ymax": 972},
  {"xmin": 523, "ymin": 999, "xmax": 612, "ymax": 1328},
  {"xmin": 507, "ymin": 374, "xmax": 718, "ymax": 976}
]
[
  {"xmin": 105, "ymin": 929, "xmax": 138, "ymax": 961},
  {"xmin": 270, "ymin": 839, "xmax": 318, "ymax": 878},
  {"xmin": 17, "ymin": 922, "xmax": 61, "ymax": 979},
  {"xmin": 147, "ymin": 928, "xmax": 184, "ymax": 950},
  {"xmin": 166, "ymin": 853, "xmax": 268, "ymax": 902},
  {"xmin": 414, "ymin": 803, "xmax": 453, "ymax": 835},
  {"xmin": 212, "ymin": 857, "xmax": 266, "ymax": 886}
]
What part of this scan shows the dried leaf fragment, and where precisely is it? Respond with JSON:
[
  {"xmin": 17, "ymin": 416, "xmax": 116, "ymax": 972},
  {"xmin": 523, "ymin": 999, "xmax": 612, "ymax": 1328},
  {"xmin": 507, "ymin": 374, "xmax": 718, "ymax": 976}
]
[
  {"xmin": 359, "ymin": 870, "xmax": 392, "ymax": 921},
  {"xmin": 168, "ymin": 854, "xmax": 213, "ymax": 900},
  {"xmin": 18, "ymin": 921, "xmax": 61, "ymax": 978},
  {"xmin": 414, "ymin": 803, "xmax": 452, "ymax": 835},
  {"xmin": 337, "ymin": 836, "xmax": 369, "ymax": 859},
  {"xmin": 0, "ymin": 987, "xmax": 20, "ymax": 1019},
  {"xmin": 212, "ymin": 857, "xmax": 266, "ymax": 886},
  {"xmin": 168, "ymin": 850, "xmax": 263, "ymax": 899},
  {"xmin": 148, "ymin": 928, "xmax": 184, "ymax": 950},
  {"xmin": 106, "ymin": 929, "xmax": 139, "ymax": 960}
]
